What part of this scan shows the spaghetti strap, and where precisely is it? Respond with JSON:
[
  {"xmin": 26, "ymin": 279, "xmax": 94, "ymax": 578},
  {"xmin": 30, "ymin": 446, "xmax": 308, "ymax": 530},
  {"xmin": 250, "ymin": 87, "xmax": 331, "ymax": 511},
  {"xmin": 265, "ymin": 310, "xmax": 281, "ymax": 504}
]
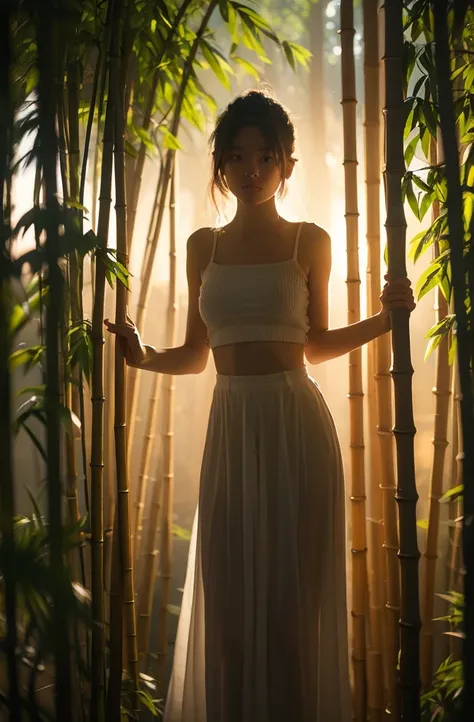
[
  {"xmin": 210, "ymin": 229, "xmax": 219, "ymax": 263},
  {"xmin": 293, "ymin": 221, "xmax": 305, "ymax": 260}
]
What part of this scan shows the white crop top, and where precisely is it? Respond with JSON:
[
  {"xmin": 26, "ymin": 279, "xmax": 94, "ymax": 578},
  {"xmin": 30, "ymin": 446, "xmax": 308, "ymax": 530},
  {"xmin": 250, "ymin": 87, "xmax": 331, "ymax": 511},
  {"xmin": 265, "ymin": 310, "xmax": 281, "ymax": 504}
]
[{"xmin": 199, "ymin": 222, "xmax": 310, "ymax": 349}]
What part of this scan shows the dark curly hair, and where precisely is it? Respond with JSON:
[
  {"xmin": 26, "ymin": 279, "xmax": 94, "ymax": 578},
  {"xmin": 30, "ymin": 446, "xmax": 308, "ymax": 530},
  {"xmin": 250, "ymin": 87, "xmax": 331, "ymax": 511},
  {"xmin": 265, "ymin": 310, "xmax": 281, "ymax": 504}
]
[{"xmin": 209, "ymin": 90, "xmax": 296, "ymax": 206}]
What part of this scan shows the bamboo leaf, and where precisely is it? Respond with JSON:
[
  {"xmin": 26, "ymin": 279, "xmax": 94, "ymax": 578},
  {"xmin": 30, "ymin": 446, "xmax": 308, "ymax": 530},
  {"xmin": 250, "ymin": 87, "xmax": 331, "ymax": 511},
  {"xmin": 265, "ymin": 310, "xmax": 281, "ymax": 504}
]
[
  {"xmin": 405, "ymin": 176, "xmax": 420, "ymax": 220},
  {"xmin": 287, "ymin": 41, "xmax": 312, "ymax": 69},
  {"xmin": 232, "ymin": 56, "xmax": 260, "ymax": 80},
  {"xmin": 415, "ymin": 261, "xmax": 442, "ymax": 300},
  {"xmin": 417, "ymin": 518, "xmax": 429, "ymax": 529},
  {"xmin": 440, "ymin": 484, "xmax": 464, "ymax": 503},
  {"xmin": 172, "ymin": 524, "xmax": 191, "ymax": 541},
  {"xmin": 448, "ymin": 333, "xmax": 457, "ymax": 365},
  {"xmin": 9, "ymin": 345, "xmax": 45, "ymax": 373},
  {"xmin": 200, "ymin": 39, "xmax": 232, "ymax": 90},
  {"xmin": 404, "ymin": 133, "xmax": 419, "ymax": 167},
  {"xmin": 22, "ymin": 424, "xmax": 48, "ymax": 463},
  {"xmin": 282, "ymin": 40, "xmax": 295, "ymax": 71},
  {"xmin": 159, "ymin": 126, "xmax": 184, "ymax": 151},
  {"xmin": 424, "ymin": 334, "xmax": 442, "ymax": 361}
]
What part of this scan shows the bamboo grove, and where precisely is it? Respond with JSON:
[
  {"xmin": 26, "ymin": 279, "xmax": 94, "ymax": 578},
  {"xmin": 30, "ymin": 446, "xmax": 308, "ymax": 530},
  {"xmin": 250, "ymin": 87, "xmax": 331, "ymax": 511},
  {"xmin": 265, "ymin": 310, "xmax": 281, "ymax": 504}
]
[
  {"xmin": 0, "ymin": 0, "xmax": 310, "ymax": 719},
  {"xmin": 0, "ymin": 0, "xmax": 474, "ymax": 721}
]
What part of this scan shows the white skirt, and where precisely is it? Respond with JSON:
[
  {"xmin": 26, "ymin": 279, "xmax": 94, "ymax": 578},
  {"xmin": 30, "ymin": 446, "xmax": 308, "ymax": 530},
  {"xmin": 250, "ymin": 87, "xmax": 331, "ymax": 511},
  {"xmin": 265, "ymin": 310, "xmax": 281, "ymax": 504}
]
[{"xmin": 164, "ymin": 368, "xmax": 352, "ymax": 722}]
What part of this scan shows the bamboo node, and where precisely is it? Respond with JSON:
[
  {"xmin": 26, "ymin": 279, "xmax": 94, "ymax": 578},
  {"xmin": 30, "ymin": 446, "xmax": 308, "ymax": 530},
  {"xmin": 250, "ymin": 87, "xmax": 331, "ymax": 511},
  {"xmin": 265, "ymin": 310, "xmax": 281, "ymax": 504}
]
[
  {"xmin": 432, "ymin": 387, "xmax": 451, "ymax": 397},
  {"xmin": 90, "ymin": 462, "xmax": 105, "ymax": 469},
  {"xmin": 351, "ymin": 547, "xmax": 368, "ymax": 554},
  {"xmin": 350, "ymin": 495, "xmax": 367, "ymax": 502},
  {"xmin": 393, "ymin": 426, "xmax": 416, "ymax": 436},
  {"xmin": 376, "ymin": 429, "xmax": 393, "ymax": 437},
  {"xmin": 397, "ymin": 551, "xmax": 421, "ymax": 561},
  {"xmin": 431, "ymin": 438, "xmax": 449, "ymax": 448},
  {"xmin": 399, "ymin": 620, "xmax": 421, "ymax": 631}
]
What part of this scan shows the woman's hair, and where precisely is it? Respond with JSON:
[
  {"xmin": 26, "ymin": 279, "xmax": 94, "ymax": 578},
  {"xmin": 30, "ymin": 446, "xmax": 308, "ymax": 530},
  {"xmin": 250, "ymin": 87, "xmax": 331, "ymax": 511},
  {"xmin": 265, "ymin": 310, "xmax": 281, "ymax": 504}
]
[{"xmin": 209, "ymin": 90, "xmax": 296, "ymax": 206}]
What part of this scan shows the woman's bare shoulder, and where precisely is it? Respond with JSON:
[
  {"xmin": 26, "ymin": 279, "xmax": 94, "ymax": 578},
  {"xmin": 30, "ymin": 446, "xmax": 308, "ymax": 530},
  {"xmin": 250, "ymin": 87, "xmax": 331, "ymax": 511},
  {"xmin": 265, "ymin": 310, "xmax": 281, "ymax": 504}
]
[{"xmin": 186, "ymin": 226, "xmax": 216, "ymax": 267}]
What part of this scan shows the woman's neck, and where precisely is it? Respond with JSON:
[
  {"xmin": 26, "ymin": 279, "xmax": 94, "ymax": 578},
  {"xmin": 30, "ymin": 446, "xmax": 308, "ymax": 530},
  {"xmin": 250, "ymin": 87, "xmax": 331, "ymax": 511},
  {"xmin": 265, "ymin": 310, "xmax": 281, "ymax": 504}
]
[{"xmin": 230, "ymin": 197, "xmax": 281, "ymax": 237}]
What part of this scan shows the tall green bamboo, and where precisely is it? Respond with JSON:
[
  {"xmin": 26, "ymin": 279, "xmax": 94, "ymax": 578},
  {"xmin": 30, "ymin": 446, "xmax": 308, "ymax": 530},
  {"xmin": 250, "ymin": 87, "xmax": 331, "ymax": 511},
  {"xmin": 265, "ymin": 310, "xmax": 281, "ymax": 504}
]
[
  {"xmin": 0, "ymin": 5, "xmax": 21, "ymax": 717},
  {"xmin": 420, "ymin": 141, "xmax": 452, "ymax": 689},
  {"xmin": 433, "ymin": 0, "xmax": 474, "ymax": 708},
  {"xmin": 126, "ymin": 0, "xmax": 218, "ymax": 450},
  {"xmin": 89, "ymin": 14, "xmax": 116, "ymax": 718},
  {"xmin": 37, "ymin": 2, "xmax": 73, "ymax": 717},
  {"xmin": 340, "ymin": 2, "xmax": 368, "ymax": 718},
  {"xmin": 362, "ymin": 1, "xmax": 385, "ymax": 716},
  {"xmin": 111, "ymin": 0, "xmax": 139, "ymax": 692},
  {"xmin": 383, "ymin": 1, "xmax": 421, "ymax": 718}
]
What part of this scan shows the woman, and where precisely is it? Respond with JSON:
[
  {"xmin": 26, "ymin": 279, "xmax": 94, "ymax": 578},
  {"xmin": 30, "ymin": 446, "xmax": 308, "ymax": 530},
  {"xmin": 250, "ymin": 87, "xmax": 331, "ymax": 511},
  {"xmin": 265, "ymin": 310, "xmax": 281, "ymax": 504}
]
[{"xmin": 105, "ymin": 90, "xmax": 415, "ymax": 722}]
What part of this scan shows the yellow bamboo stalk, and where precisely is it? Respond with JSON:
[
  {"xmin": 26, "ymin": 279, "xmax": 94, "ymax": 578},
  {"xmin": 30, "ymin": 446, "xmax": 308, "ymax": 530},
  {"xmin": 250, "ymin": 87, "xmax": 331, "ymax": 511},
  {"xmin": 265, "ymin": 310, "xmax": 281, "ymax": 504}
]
[
  {"xmin": 89, "ymin": 47, "xmax": 115, "ymax": 718},
  {"xmin": 341, "ymin": 2, "xmax": 368, "ymax": 718},
  {"xmin": 362, "ymin": 1, "xmax": 386, "ymax": 717},
  {"xmin": 156, "ymin": 158, "xmax": 178, "ymax": 693},
  {"xmin": 382, "ymin": 1, "xmax": 421, "ymax": 716},
  {"xmin": 133, "ymin": 372, "xmax": 164, "ymax": 566},
  {"xmin": 137, "ymin": 446, "xmax": 163, "ymax": 658},
  {"xmin": 110, "ymin": 0, "xmax": 138, "ymax": 689},
  {"xmin": 420, "ymin": 142, "xmax": 452, "ymax": 689},
  {"xmin": 448, "ymin": 366, "xmax": 463, "ymax": 595}
]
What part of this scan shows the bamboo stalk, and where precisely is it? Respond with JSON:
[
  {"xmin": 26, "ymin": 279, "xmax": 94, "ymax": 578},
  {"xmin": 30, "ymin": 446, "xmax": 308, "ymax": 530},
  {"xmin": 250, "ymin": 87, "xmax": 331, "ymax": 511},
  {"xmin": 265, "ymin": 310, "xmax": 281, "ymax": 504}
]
[
  {"xmin": 362, "ymin": 1, "xmax": 385, "ymax": 717},
  {"xmin": 420, "ymin": 141, "xmax": 452, "ymax": 689},
  {"xmin": 133, "ymin": 372, "xmax": 164, "ymax": 567},
  {"xmin": 103, "ymin": 305, "xmax": 116, "ymax": 600},
  {"xmin": 382, "ymin": 1, "xmax": 421, "ymax": 718},
  {"xmin": 433, "ymin": 4, "xmax": 474, "ymax": 707},
  {"xmin": 156, "ymin": 158, "xmax": 179, "ymax": 692},
  {"xmin": 137, "ymin": 444, "xmax": 163, "ymax": 658},
  {"xmin": 126, "ymin": 0, "xmax": 218, "ymax": 451},
  {"xmin": 37, "ymin": 4, "xmax": 73, "ymax": 717},
  {"xmin": 377, "ymin": 12, "xmax": 401, "ymax": 717},
  {"xmin": 89, "ymin": 20, "xmax": 115, "ymax": 719},
  {"xmin": 0, "ymin": 7, "xmax": 21, "ymax": 716},
  {"xmin": 340, "ymin": 3, "xmax": 368, "ymax": 718},
  {"xmin": 111, "ymin": 0, "xmax": 139, "ymax": 691},
  {"xmin": 448, "ymin": 366, "xmax": 463, "ymax": 600}
]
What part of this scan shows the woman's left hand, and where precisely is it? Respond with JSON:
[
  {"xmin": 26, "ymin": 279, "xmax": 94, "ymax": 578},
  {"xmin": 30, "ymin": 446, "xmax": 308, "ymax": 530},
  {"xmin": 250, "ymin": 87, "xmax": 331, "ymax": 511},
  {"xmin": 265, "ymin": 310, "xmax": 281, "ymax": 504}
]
[{"xmin": 379, "ymin": 275, "xmax": 416, "ymax": 328}]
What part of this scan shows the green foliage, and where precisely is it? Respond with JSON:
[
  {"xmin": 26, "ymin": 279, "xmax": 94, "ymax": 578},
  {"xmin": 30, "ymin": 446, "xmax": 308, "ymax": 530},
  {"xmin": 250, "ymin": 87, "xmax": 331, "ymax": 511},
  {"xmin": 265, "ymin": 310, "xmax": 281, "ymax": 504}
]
[
  {"xmin": 421, "ymin": 591, "xmax": 465, "ymax": 721},
  {"xmin": 0, "ymin": 499, "xmax": 91, "ymax": 720},
  {"xmin": 403, "ymin": 1, "xmax": 474, "ymax": 361}
]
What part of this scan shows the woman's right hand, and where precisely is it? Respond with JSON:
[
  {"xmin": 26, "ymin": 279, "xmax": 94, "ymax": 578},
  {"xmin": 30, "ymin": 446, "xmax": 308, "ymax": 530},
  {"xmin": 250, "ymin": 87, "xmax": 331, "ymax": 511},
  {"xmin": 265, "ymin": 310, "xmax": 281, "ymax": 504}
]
[{"xmin": 104, "ymin": 315, "xmax": 146, "ymax": 368}]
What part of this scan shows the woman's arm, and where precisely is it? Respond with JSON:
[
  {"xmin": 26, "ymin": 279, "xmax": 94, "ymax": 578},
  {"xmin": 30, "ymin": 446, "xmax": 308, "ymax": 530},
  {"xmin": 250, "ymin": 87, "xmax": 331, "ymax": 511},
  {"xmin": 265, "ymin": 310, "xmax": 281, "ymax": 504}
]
[
  {"xmin": 105, "ymin": 229, "xmax": 211, "ymax": 375},
  {"xmin": 304, "ymin": 227, "xmax": 414, "ymax": 366}
]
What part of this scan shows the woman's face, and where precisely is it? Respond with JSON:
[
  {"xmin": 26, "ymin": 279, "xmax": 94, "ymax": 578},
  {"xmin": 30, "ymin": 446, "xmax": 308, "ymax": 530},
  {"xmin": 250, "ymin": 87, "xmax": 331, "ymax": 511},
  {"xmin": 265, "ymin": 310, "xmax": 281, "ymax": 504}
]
[{"xmin": 222, "ymin": 126, "xmax": 292, "ymax": 206}]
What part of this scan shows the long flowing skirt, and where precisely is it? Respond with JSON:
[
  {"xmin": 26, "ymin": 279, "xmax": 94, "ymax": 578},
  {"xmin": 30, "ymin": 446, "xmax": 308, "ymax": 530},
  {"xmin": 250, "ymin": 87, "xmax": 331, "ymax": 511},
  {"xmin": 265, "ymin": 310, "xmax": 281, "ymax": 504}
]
[{"xmin": 163, "ymin": 367, "xmax": 352, "ymax": 722}]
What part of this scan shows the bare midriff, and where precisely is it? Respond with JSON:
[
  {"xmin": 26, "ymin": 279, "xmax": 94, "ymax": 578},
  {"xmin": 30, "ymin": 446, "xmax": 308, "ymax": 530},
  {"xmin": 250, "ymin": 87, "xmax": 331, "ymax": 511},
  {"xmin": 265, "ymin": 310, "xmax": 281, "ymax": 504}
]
[{"xmin": 212, "ymin": 341, "xmax": 306, "ymax": 376}]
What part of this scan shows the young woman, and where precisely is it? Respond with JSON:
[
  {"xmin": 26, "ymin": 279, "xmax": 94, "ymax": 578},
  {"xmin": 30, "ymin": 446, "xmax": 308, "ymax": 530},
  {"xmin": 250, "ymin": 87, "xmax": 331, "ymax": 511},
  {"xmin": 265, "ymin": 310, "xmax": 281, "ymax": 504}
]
[{"xmin": 105, "ymin": 90, "xmax": 415, "ymax": 722}]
